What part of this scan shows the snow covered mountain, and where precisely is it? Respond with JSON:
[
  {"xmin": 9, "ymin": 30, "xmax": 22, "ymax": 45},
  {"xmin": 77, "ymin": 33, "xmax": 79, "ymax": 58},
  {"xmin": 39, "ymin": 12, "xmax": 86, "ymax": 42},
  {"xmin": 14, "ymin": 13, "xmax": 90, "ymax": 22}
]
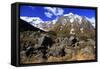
[
  {"xmin": 20, "ymin": 13, "xmax": 95, "ymax": 33},
  {"xmin": 52, "ymin": 12, "xmax": 95, "ymax": 36},
  {"xmin": 57, "ymin": 13, "xmax": 95, "ymax": 27}
]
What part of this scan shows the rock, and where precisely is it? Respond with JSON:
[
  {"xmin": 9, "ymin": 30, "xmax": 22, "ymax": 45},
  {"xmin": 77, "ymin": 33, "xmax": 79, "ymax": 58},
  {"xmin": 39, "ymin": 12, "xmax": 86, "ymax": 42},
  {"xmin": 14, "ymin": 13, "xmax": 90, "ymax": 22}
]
[
  {"xmin": 61, "ymin": 37, "xmax": 68, "ymax": 45},
  {"xmin": 64, "ymin": 47, "xmax": 74, "ymax": 55},
  {"xmin": 87, "ymin": 39, "xmax": 95, "ymax": 46},
  {"xmin": 38, "ymin": 34, "xmax": 54, "ymax": 47},
  {"xmin": 68, "ymin": 36, "xmax": 79, "ymax": 47},
  {"xmin": 34, "ymin": 44, "xmax": 41, "ymax": 49},
  {"xmin": 20, "ymin": 50, "xmax": 26, "ymax": 56},
  {"xmin": 20, "ymin": 50, "xmax": 26, "ymax": 62},
  {"xmin": 69, "ymin": 36, "xmax": 75, "ymax": 41},
  {"xmin": 47, "ymin": 46, "xmax": 65, "ymax": 57},
  {"xmin": 55, "ymin": 37, "xmax": 64, "ymax": 43},
  {"xmin": 25, "ymin": 46, "xmax": 34, "ymax": 57}
]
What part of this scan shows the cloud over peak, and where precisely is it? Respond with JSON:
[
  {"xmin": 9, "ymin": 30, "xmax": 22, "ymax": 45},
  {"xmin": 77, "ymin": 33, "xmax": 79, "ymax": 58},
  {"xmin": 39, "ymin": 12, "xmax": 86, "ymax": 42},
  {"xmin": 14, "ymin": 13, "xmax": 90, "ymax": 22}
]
[
  {"xmin": 44, "ymin": 12, "xmax": 53, "ymax": 18},
  {"xmin": 44, "ymin": 7, "xmax": 64, "ymax": 18}
]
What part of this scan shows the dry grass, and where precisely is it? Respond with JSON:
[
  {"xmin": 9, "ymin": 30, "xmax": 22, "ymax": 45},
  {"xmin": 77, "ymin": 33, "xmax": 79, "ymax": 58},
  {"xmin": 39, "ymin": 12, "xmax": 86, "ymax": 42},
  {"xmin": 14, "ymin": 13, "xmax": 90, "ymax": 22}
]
[{"xmin": 21, "ymin": 45, "xmax": 95, "ymax": 64}]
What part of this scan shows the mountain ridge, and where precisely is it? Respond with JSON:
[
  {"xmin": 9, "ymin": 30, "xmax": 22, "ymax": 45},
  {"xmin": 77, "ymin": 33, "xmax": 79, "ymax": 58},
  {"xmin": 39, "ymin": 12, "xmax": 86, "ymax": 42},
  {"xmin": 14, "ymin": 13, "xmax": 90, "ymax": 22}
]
[
  {"xmin": 19, "ymin": 19, "xmax": 46, "ymax": 32},
  {"xmin": 20, "ymin": 13, "xmax": 95, "ymax": 37}
]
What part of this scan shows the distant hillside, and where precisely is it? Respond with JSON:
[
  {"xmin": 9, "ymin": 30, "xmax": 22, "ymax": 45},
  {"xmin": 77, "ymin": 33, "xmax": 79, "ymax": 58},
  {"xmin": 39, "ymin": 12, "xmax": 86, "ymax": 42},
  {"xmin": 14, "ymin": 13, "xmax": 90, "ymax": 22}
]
[{"xmin": 19, "ymin": 19, "xmax": 46, "ymax": 32}]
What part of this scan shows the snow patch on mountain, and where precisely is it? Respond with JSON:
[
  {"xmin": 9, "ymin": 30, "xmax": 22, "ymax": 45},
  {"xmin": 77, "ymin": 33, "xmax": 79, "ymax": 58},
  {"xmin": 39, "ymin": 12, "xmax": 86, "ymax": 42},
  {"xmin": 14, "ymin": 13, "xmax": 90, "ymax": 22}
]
[
  {"xmin": 70, "ymin": 18, "xmax": 74, "ymax": 23},
  {"xmin": 20, "ymin": 16, "xmax": 43, "ymax": 24},
  {"xmin": 64, "ymin": 12, "xmax": 73, "ymax": 16},
  {"xmin": 85, "ymin": 17, "xmax": 95, "ymax": 28},
  {"xmin": 64, "ymin": 12, "xmax": 82, "ymax": 24},
  {"xmin": 63, "ymin": 12, "xmax": 95, "ymax": 28},
  {"xmin": 70, "ymin": 28, "xmax": 75, "ymax": 35},
  {"xmin": 20, "ymin": 16, "xmax": 57, "ymax": 31}
]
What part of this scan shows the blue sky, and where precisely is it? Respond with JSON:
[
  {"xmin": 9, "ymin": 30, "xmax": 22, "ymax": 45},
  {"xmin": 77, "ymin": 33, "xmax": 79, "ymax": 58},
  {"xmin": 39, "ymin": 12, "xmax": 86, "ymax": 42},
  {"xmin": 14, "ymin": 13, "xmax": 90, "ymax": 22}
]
[{"xmin": 20, "ymin": 5, "xmax": 96, "ymax": 21}]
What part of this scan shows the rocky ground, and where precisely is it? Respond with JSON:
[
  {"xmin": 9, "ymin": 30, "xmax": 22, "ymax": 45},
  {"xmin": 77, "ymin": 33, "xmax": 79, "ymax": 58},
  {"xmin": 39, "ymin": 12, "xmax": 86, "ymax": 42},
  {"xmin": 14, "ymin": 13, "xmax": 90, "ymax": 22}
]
[{"xmin": 20, "ymin": 30, "xmax": 96, "ymax": 64}]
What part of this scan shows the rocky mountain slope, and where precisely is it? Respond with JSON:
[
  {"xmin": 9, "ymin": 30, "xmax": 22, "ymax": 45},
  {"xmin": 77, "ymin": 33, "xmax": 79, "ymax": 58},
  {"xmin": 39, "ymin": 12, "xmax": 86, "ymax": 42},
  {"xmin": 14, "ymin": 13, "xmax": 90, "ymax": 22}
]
[{"xmin": 52, "ymin": 13, "xmax": 95, "ymax": 39}]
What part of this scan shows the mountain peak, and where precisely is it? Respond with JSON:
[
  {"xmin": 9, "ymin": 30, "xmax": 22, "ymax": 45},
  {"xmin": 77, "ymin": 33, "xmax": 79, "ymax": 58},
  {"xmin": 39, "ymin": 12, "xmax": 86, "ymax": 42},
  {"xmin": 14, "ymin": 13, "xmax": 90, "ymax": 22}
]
[
  {"xmin": 64, "ymin": 12, "xmax": 74, "ymax": 16},
  {"xmin": 69, "ymin": 12, "xmax": 73, "ymax": 15}
]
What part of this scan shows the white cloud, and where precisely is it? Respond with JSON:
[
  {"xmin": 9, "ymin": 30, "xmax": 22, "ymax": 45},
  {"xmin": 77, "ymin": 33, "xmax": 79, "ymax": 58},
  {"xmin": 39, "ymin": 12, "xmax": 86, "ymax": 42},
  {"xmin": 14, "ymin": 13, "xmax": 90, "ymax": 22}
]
[
  {"xmin": 56, "ymin": 8, "xmax": 64, "ymax": 16},
  {"xmin": 44, "ymin": 12, "xmax": 53, "ymax": 18},
  {"xmin": 44, "ymin": 7, "xmax": 64, "ymax": 17},
  {"xmin": 44, "ymin": 7, "xmax": 56, "ymax": 14}
]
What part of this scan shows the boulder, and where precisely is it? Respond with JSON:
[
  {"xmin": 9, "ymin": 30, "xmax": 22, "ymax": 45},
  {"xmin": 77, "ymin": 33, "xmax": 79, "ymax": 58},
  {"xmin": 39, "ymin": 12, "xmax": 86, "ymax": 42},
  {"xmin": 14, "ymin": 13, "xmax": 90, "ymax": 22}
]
[
  {"xmin": 39, "ymin": 34, "xmax": 54, "ymax": 47},
  {"xmin": 47, "ymin": 46, "xmax": 65, "ymax": 57},
  {"xmin": 68, "ymin": 36, "xmax": 79, "ymax": 47}
]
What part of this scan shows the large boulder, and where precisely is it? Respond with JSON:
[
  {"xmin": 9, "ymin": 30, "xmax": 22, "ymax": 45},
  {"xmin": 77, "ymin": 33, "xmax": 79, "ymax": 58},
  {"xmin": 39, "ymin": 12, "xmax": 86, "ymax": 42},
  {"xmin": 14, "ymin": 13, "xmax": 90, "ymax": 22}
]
[
  {"xmin": 68, "ymin": 36, "xmax": 79, "ymax": 47},
  {"xmin": 61, "ymin": 37, "xmax": 69, "ymax": 46},
  {"xmin": 38, "ymin": 34, "xmax": 54, "ymax": 47}
]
